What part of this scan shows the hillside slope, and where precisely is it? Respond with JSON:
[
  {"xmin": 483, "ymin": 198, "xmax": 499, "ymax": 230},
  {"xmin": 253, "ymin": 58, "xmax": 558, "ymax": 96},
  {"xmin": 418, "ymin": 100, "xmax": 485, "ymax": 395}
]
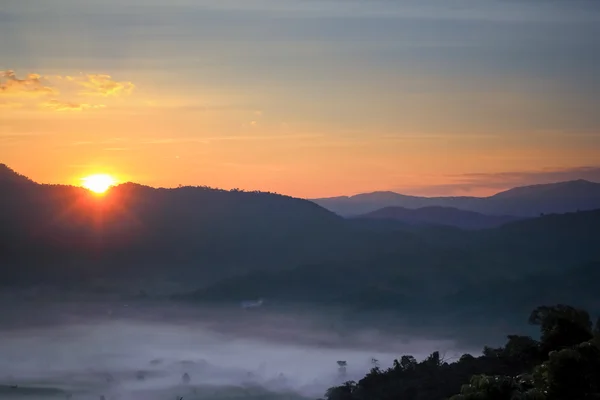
[
  {"xmin": 355, "ymin": 206, "xmax": 521, "ymax": 229},
  {"xmin": 187, "ymin": 210, "xmax": 600, "ymax": 319},
  {"xmin": 312, "ymin": 180, "xmax": 600, "ymax": 217},
  {"xmin": 0, "ymin": 164, "xmax": 350, "ymax": 287}
]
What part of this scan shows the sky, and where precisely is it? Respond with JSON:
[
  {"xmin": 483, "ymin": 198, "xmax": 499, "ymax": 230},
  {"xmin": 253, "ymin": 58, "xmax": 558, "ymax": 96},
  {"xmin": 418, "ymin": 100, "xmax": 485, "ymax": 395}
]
[{"xmin": 2, "ymin": 0, "xmax": 600, "ymax": 198}]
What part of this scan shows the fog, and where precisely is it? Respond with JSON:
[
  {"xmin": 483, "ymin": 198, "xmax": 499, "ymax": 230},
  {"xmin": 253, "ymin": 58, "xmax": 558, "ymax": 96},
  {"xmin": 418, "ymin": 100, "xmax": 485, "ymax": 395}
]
[{"xmin": 0, "ymin": 301, "xmax": 475, "ymax": 400}]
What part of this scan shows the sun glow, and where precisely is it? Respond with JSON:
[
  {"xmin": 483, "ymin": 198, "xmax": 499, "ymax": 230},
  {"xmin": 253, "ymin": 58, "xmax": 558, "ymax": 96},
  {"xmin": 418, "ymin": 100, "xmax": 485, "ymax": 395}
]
[{"xmin": 81, "ymin": 174, "xmax": 116, "ymax": 194}]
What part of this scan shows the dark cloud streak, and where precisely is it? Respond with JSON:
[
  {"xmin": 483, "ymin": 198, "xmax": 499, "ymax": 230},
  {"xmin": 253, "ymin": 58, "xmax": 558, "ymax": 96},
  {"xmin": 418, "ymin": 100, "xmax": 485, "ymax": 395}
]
[{"xmin": 396, "ymin": 167, "xmax": 600, "ymax": 197}]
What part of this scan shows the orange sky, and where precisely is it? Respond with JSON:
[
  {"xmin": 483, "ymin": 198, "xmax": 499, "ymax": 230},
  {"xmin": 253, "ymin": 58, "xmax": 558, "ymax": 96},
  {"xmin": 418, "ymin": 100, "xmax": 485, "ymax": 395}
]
[{"xmin": 2, "ymin": 1, "xmax": 600, "ymax": 198}]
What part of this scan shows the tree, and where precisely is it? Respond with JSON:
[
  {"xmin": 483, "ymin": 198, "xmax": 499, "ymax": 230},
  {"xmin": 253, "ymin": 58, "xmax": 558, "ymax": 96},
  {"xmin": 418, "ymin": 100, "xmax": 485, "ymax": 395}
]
[
  {"xmin": 449, "ymin": 374, "xmax": 544, "ymax": 400},
  {"xmin": 502, "ymin": 335, "xmax": 542, "ymax": 369},
  {"xmin": 324, "ymin": 304, "xmax": 600, "ymax": 400},
  {"xmin": 533, "ymin": 342, "xmax": 600, "ymax": 400},
  {"xmin": 394, "ymin": 355, "xmax": 417, "ymax": 371},
  {"xmin": 594, "ymin": 317, "xmax": 600, "ymax": 347},
  {"xmin": 424, "ymin": 351, "xmax": 442, "ymax": 367},
  {"xmin": 528, "ymin": 305, "xmax": 593, "ymax": 355},
  {"xmin": 325, "ymin": 381, "xmax": 355, "ymax": 400}
]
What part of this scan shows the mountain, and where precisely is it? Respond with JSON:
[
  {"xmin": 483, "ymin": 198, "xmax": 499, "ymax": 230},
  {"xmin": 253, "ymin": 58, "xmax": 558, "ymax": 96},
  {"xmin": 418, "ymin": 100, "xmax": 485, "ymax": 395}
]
[
  {"xmin": 185, "ymin": 209, "xmax": 600, "ymax": 333},
  {"xmin": 0, "ymin": 164, "xmax": 446, "ymax": 293},
  {"xmin": 442, "ymin": 261, "xmax": 600, "ymax": 319},
  {"xmin": 0, "ymin": 164, "xmax": 353, "ymax": 288},
  {"xmin": 354, "ymin": 206, "xmax": 521, "ymax": 230},
  {"xmin": 311, "ymin": 191, "xmax": 458, "ymax": 217},
  {"xmin": 0, "ymin": 163, "xmax": 34, "ymax": 185},
  {"xmin": 311, "ymin": 180, "xmax": 600, "ymax": 217},
  {"xmin": 3, "ymin": 164, "xmax": 600, "ymax": 337}
]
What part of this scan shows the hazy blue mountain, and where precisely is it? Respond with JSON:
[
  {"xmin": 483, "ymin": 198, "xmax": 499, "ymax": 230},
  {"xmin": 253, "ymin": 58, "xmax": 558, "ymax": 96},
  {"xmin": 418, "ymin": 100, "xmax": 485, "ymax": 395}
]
[
  {"xmin": 354, "ymin": 206, "xmax": 522, "ymax": 230},
  {"xmin": 312, "ymin": 191, "xmax": 474, "ymax": 217},
  {"xmin": 312, "ymin": 180, "xmax": 600, "ymax": 217}
]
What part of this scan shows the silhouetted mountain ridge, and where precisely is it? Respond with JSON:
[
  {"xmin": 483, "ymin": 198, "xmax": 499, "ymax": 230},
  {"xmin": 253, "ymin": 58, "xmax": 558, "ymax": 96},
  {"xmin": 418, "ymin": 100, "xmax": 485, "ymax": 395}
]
[
  {"xmin": 355, "ymin": 206, "xmax": 521, "ymax": 230},
  {"xmin": 0, "ymin": 165, "xmax": 353, "ymax": 287},
  {"xmin": 312, "ymin": 180, "xmax": 600, "ymax": 217},
  {"xmin": 3, "ymin": 164, "xmax": 600, "ymax": 335},
  {"xmin": 187, "ymin": 209, "xmax": 600, "ymax": 325},
  {"xmin": 0, "ymin": 163, "xmax": 34, "ymax": 186}
]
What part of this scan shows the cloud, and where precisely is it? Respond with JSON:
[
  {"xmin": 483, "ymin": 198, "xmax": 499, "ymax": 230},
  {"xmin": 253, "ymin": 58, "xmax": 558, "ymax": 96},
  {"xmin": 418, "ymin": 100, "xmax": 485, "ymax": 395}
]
[
  {"xmin": 140, "ymin": 137, "xmax": 210, "ymax": 145},
  {"xmin": 458, "ymin": 166, "xmax": 600, "ymax": 187},
  {"xmin": 0, "ymin": 100, "xmax": 23, "ymax": 109},
  {"xmin": 42, "ymin": 99, "xmax": 106, "ymax": 112},
  {"xmin": 396, "ymin": 166, "xmax": 600, "ymax": 196},
  {"xmin": 140, "ymin": 133, "xmax": 322, "ymax": 145},
  {"xmin": 103, "ymin": 147, "xmax": 128, "ymax": 151},
  {"xmin": 1, "ymin": 70, "xmax": 133, "ymax": 111},
  {"xmin": 74, "ymin": 74, "xmax": 135, "ymax": 97},
  {"xmin": 0, "ymin": 70, "xmax": 57, "ymax": 97}
]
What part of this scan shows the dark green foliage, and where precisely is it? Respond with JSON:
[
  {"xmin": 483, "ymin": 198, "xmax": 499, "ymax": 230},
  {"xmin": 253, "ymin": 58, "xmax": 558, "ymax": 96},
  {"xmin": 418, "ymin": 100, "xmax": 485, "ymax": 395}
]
[
  {"xmin": 324, "ymin": 305, "xmax": 600, "ymax": 400},
  {"xmin": 353, "ymin": 206, "xmax": 522, "ymax": 230},
  {"xmin": 533, "ymin": 342, "xmax": 600, "ymax": 400},
  {"xmin": 450, "ymin": 374, "xmax": 544, "ymax": 400},
  {"xmin": 502, "ymin": 336, "xmax": 543, "ymax": 370},
  {"xmin": 528, "ymin": 305, "xmax": 593, "ymax": 354}
]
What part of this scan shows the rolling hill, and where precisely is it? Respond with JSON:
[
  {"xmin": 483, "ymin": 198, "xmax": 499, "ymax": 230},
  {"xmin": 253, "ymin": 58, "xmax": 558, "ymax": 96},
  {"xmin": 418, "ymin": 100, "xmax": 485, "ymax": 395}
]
[
  {"xmin": 0, "ymin": 164, "xmax": 439, "ymax": 293},
  {"xmin": 186, "ymin": 210, "xmax": 600, "ymax": 327},
  {"xmin": 354, "ymin": 206, "xmax": 521, "ymax": 230},
  {"xmin": 312, "ymin": 180, "xmax": 600, "ymax": 217},
  {"xmin": 3, "ymin": 163, "xmax": 600, "ymax": 335},
  {"xmin": 0, "ymin": 164, "xmax": 351, "ymax": 288}
]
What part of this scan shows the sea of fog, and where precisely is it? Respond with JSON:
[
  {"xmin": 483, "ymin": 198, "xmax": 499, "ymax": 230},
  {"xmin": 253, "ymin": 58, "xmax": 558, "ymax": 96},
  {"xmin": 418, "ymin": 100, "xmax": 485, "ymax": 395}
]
[{"xmin": 0, "ymin": 301, "xmax": 476, "ymax": 400}]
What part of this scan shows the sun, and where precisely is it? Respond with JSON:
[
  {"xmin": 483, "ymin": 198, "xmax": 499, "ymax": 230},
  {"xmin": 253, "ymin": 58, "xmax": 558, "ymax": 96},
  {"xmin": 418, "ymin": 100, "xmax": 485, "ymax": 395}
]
[{"xmin": 81, "ymin": 174, "xmax": 117, "ymax": 194}]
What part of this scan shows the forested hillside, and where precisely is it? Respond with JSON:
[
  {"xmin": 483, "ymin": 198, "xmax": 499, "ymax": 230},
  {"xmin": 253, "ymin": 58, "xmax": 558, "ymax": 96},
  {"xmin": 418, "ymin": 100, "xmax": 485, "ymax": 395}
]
[{"xmin": 323, "ymin": 304, "xmax": 600, "ymax": 400}]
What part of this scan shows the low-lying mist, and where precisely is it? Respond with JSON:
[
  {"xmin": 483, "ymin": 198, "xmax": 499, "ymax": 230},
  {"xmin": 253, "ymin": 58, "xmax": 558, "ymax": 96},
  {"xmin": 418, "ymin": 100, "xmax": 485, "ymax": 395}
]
[{"xmin": 0, "ymin": 301, "xmax": 475, "ymax": 400}]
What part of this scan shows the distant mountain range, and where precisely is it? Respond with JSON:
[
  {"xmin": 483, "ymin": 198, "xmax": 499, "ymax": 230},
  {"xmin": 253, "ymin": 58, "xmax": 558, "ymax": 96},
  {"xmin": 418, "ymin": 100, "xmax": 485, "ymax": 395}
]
[
  {"xmin": 187, "ymin": 209, "xmax": 600, "ymax": 338},
  {"xmin": 311, "ymin": 180, "xmax": 600, "ymax": 217},
  {"xmin": 2, "ymin": 163, "xmax": 600, "ymax": 338},
  {"xmin": 354, "ymin": 206, "xmax": 522, "ymax": 230}
]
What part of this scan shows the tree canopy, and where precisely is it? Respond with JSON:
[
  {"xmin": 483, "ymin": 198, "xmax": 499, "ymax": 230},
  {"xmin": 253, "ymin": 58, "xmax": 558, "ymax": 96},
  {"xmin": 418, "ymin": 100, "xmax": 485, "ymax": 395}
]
[{"xmin": 323, "ymin": 304, "xmax": 600, "ymax": 400}]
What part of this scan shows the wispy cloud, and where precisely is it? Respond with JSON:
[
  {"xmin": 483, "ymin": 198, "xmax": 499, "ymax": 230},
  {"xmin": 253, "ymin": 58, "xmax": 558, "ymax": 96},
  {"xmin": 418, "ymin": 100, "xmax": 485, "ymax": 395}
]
[
  {"xmin": 396, "ymin": 166, "xmax": 600, "ymax": 196},
  {"xmin": 71, "ymin": 74, "xmax": 135, "ymax": 97},
  {"xmin": 0, "ymin": 70, "xmax": 57, "ymax": 97},
  {"xmin": 453, "ymin": 166, "xmax": 600, "ymax": 187},
  {"xmin": 42, "ymin": 99, "xmax": 106, "ymax": 112},
  {"xmin": 0, "ymin": 132, "xmax": 46, "ymax": 146},
  {"xmin": 210, "ymin": 133, "xmax": 322, "ymax": 141},
  {"xmin": 68, "ymin": 137, "xmax": 128, "ymax": 146},
  {"xmin": 1, "ymin": 70, "xmax": 134, "ymax": 112},
  {"xmin": 0, "ymin": 100, "xmax": 23, "ymax": 109},
  {"xmin": 103, "ymin": 147, "xmax": 128, "ymax": 151},
  {"xmin": 140, "ymin": 138, "xmax": 208, "ymax": 145},
  {"xmin": 140, "ymin": 133, "xmax": 322, "ymax": 145}
]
